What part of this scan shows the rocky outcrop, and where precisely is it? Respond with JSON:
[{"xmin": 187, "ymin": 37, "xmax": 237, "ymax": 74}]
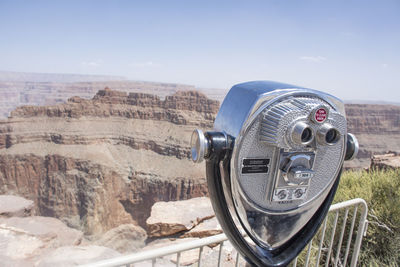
[
  {"xmin": 370, "ymin": 152, "xmax": 400, "ymax": 170},
  {"xmin": 140, "ymin": 199, "xmax": 241, "ymax": 267},
  {"xmin": 0, "ymin": 216, "xmax": 83, "ymax": 264},
  {"xmin": 146, "ymin": 197, "xmax": 215, "ymax": 237},
  {"xmin": 181, "ymin": 216, "xmax": 222, "ymax": 238},
  {"xmin": 0, "ymin": 195, "xmax": 137, "ymax": 266},
  {"xmin": 94, "ymin": 224, "xmax": 147, "ymax": 253},
  {"xmin": 0, "ymin": 196, "xmax": 232, "ymax": 267},
  {"xmin": 145, "ymin": 197, "xmax": 222, "ymax": 238},
  {"xmin": 0, "ymin": 195, "xmax": 34, "ymax": 217}
]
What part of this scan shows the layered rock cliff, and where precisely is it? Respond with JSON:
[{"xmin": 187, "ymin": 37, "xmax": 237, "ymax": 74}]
[
  {"xmin": 0, "ymin": 88, "xmax": 218, "ymax": 235},
  {"xmin": 2, "ymin": 77, "xmax": 397, "ymax": 170},
  {"xmin": 345, "ymin": 104, "xmax": 400, "ymax": 168}
]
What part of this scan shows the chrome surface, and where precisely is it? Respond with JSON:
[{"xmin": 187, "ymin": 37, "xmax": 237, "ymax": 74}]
[
  {"xmin": 290, "ymin": 121, "xmax": 314, "ymax": 145},
  {"xmin": 316, "ymin": 123, "xmax": 341, "ymax": 146},
  {"xmin": 346, "ymin": 133, "xmax": 359, "ymax": 161},
  {"xmin": 214, "ymin": 81, "xmax": 345, "ymax": 137},
  {"xmin": 282, "ymin": 154, "xmax": 314, "ymax": 184},
  {"xmin": 213, "ymin": 81, "xmax": 348, "ymax": 249},
  {"xmin": 190, "ymin": 129, "xmax": 209, "ymax": 163}
]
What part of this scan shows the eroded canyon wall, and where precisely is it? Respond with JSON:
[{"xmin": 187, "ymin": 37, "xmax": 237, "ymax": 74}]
[
  {"xmin": 0, "ymin": 88, "xmax": 218, "ymax": 235},
  {"xmin": 345, "ymin": 104, "xmax": 400, "ymax": 168}
]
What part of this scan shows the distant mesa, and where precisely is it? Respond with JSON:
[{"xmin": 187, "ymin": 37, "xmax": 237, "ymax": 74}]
[
  {"xmin": 10, "ymin": 87, "xmax": 220, "ymax": 120},
  {"xmin": 0, "ymin": 71, "xmax": 224, "ymax": 118}
]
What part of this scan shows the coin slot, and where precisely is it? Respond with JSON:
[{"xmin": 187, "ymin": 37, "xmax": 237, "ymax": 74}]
[{"xmin": 242, "ymin": 158, "xmax": 270, "ymax": 174}]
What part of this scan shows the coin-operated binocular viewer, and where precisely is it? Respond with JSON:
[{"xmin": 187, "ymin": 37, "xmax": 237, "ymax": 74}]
[{"xmin": 191, "ymin": 81, "xmax": 358, "ymax": 266}]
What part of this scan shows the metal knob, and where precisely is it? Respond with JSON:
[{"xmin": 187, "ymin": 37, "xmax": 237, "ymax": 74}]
[
  {"xmin": 190, "ymin": 129, "xmax": 209, "ymax": 163},
  {"xmin": 345, "ymin": 133, "xmax": 359, "ymax": 161},
  {"xmin": 282, "ymin": 154, "xmax": 314, "ymax": 185}
]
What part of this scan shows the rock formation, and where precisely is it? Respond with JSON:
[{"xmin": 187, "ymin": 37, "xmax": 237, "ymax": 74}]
[
  {"xmin": 0, "ymin": 88, "xmax": 218, "ymax": 236},
  {"xmin": 344, "ymin": 104, "xmax": 400, "ymax": 169},
  {"xmin": 0, "ymin": 78, "xmax": 218, "ymax": 118},
  {"xmin": 0, "ymin": 195, "xmax": 132, "ymax": 267},
  {"xmin": 141, "ymin": 197, "xmax": 239, "ymax": 266},
  {"xmin": 181, "ymin": 216, "xmax": 222, "ymax": 238},
  {"xmin": 146, "ymin": 197, "xmax": 215, "ymax": 237},
  {"xmin": 94, "ymin": 224, "xmax": 147, "ymax": 253},
  {"xmin": 370, "ymin": 152, "xmax": 400, "ymax": 170},
  {"xmin": 1, "ymin": 76, "xmax": 399, "ymax": 169},
  {"xmin": 0, "ymin": 214, "xmax": 82, "ymax": 265}
]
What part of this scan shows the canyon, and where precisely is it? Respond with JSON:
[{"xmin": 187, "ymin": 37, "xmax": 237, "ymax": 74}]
[
  {"xmin": 0, "ymin": 77, "xmax": 399, "ymax": 265},
  {"xmin": 1, "ymin": 85, "xmax": 399, "ymax": 235},
  {"xmin": 0, "ymin": 75, "xmax": 398, "ymax": 169},
  {"xmin": 0, "ymin": 88, "xmax": 218, "ymax": 237}
]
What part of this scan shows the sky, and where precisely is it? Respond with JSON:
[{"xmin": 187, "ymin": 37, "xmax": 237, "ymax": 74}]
[{"xmin": 0, "ymin": 0, "xmax": 399, "ymax": 102}]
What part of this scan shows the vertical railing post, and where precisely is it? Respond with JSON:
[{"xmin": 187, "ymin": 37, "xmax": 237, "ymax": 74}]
[{"xmin": 350, "ymin": 199, "xmax": 368, "ymax": 267}]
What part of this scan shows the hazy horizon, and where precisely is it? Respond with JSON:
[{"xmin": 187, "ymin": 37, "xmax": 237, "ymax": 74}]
[
  {"xmin": 2, "ymin": 69, "xmax": 400, "ymax": 106},
  {"xmin": 1, "ymin": 0, "xmax": 399, "ymax": 102}
]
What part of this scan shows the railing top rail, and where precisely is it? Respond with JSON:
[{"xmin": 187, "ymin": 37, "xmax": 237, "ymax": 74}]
[
  {"xmin": 329, "ymin": 198, "xmax": 368, "ymax": 214},
  {"xmin": 79, "ymin": 233, "xmax": 228, "ymax": 267}
]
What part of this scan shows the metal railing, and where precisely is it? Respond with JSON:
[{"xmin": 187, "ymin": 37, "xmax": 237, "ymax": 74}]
[{"xmin": 81, "ymin": 198, "xmax": 368, "ymax": 267}]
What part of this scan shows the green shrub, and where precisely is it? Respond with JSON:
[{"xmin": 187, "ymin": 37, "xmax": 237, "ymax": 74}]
[{"xmin": 333, "ymin": 169, "xmax": 400, "ymax": 266}]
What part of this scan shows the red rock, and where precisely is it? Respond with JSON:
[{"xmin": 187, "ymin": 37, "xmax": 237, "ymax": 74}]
[
  {"xmin": 181, "ymin": 216, "xmax": 222, "ymax": 238},
  {"xmin": 146, "ymin": 197, "xmax": 215, "ymax": 237},
  {"xmin": 370, "ymin": 152, "xmax": 400, "ymax": 169}
]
